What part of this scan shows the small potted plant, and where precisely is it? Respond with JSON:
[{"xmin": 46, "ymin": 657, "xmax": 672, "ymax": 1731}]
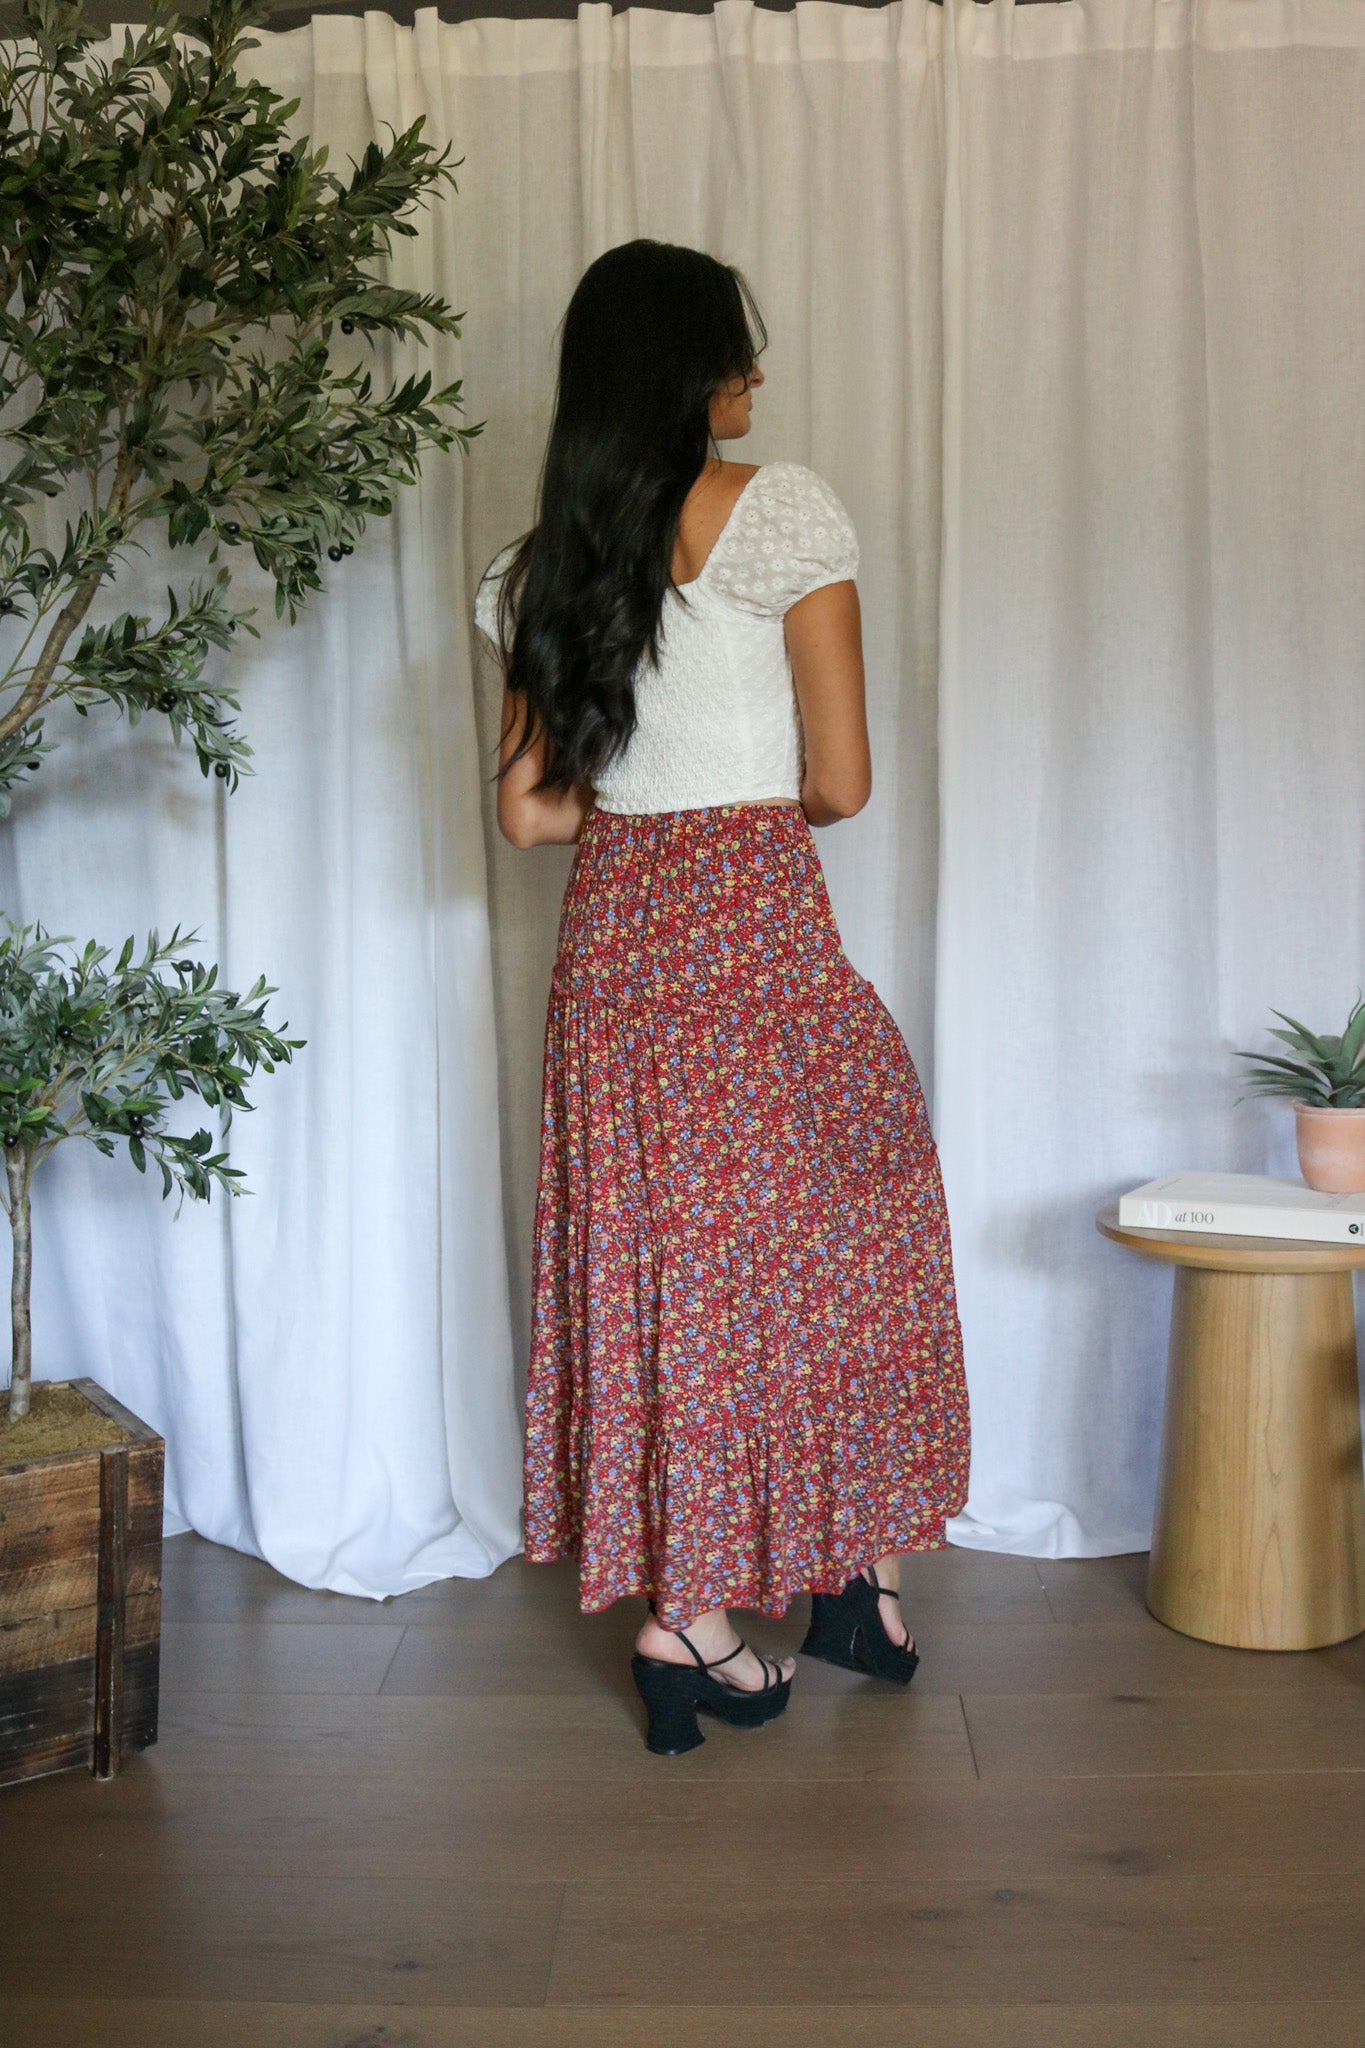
[
  {"xmin": 0, "ymin": 921, "xmax": 301, "ymax": 1783},
  {"xmin": 1232, "ymin": 994, "xmax": 1365, "ymax": 1194}
]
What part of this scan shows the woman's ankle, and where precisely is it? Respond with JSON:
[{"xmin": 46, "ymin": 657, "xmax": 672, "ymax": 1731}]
[
  {"xmin": 636, "ymin": 1603, "xmax": 724, "ymax": 1651},
  {"xmin": 861, "ymin": 1554, "xmax": 911, "ymax": 1649}
]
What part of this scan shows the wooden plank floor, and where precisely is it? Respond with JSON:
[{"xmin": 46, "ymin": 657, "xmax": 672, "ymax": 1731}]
[{"xmin": 3, "ymin": 1534, "xmax": 1365, "ymax": 2046}]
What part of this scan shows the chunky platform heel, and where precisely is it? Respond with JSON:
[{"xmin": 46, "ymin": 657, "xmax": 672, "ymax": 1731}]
[
  {"xmin": 631, "ymin": 1612, "xmax": 793, "ymax": 1755},
  {"xmin": 799, "ymin": 1565, "xmax": 920, "ymax": 1685}
]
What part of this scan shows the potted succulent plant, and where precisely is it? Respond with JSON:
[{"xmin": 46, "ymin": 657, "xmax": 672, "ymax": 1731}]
[
  {"xmin": 0, "ymin": 0, "xmax": 479, "ymax": 1782},
  {"xmin": 1232, "ymin": 994, "xmax": 1365, "ymax": 1194}
]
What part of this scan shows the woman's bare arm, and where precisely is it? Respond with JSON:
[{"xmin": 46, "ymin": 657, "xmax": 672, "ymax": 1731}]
[
  {"xmin": 785, "ymin": 580, "xmax": 871, "ymax": 825},
  {"xmin": 495, "ymin": 681, "xmax": 596, "ymax": 848}
]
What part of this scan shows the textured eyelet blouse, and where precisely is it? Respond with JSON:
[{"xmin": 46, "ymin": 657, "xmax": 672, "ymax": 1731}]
[{"xmin": 473, "ymin": 461, "xmax": 859, "ymax": 816}]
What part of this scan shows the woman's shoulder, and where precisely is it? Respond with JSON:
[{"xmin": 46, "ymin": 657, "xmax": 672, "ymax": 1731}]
[
  {"xmin": 752, "ymin": 456, "xmax": 839, "ymax": 493},
  {"xmin": 749, "ymin": 460, "xmax": 855, "ymax": 532},
  {"xmin": 710, "ymin": 459, "xmax": 859, "ymax": 617}
]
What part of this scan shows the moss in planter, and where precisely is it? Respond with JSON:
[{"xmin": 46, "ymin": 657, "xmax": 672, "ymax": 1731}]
[{"xmin": 0, "ymin": 1382, "xmax": 131, "ymax": 1461}]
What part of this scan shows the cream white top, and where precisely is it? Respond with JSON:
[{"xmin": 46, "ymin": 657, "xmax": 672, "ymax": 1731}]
[{"xmin": 473, "ymin": 461, "xmax": 859, "ymax": 815}]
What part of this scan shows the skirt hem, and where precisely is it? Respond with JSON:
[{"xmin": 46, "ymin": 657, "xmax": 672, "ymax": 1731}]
[{"xmin": 525, "ymin": 1523, "xmax": 958, "ymax": 1623}]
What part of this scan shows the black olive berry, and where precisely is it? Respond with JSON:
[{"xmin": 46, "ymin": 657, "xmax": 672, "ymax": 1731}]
[
  {"xmin": 340, "ymin": 318, "xmax": 355, "ymax": 335},
  {"xmin": 340, "ymin": 543, "xmax": 354, "ymax": 557},
  {"xmin": 57, "ymin": 1023, "xmax": 74, "ymax": 1042},
  {"xmin": 214, "ymin": 761, "xmax": 231, "ymax": 779},
  {"xmin": 327, "ymin": 544, "xmax": 343, "ymax": 562},
  {"xmin": 224, "ymin": 521, "xmax": 240, "ymax": 539},
  {"xmin": 0, "ymin": 598, "xmax": 14, "ymax": 614},
  {"xmin": 174, "ymin": 960, "xmax": 195, "ymax": 974},
  {"xmin": 277, "ymin": 151, "xmax": 295, "ymax": 173},
  {"xmin": 34, "ymin": 565, "xmax": 50, "ymax": 581},
  {"xmin": 158, "ymin": 692, "xmax": 177, "ymax": 712},
  {"xmin": 25, "ymin": 760, "xmax": 40, "ymax": 772},
  {"xmin": 127, "ymin": 1114, "xmax": 145, "ymax": 1136}
]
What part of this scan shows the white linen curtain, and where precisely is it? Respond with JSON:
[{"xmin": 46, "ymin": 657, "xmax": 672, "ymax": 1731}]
[{"xmin": 4, "ymin": 0, "xmax": 1361, "ymax": 1592}]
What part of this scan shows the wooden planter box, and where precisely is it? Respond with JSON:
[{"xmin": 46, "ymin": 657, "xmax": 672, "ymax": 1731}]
[{"xmin": 0, "ymin": 1379, "xmax": 163, "ymax": 1787}]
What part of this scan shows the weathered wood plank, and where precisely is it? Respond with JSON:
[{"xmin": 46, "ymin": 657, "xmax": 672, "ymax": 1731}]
[
  {"xmin": 0, "ymin": 1590, "xmax": 161, "ymax": 1675},
  {"xmin": 0, "ymin": 1652, "xmax": 93, "ymax": 1782},
  {"xmin": 1, "ymin": 1605, "xmax": 99, "ymax": 1670},
  {"xmin": 0, "ymin": 1443, "xmax": 161, "ymax": 1572},
  {"xmin": 94, "ymin": 1443, "xmax": 129, "ymax": 1777},
  {"xmin": 0, "ymin": 1456, "xmax": 101, "ymax": 1573},
  {"xmin": 0, "ymin": 1554, "xmax": 99, "ymax": 1618},
  {"xmin": 125, "ymin": 1439, "xmax": 165, "ymax": 1539},
  {"xmin": 0, "ymin": 1642, "xmax": 158, "ymax": 1785},
  {"xmin": 0, "ymin": 1542, "xmax": 160, "ymax": 1623}
]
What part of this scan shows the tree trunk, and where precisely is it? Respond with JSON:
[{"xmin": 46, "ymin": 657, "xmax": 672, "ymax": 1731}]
[{"xmin": 6, "ymin": 1146, "xmax": 32, "ymax": 1421}]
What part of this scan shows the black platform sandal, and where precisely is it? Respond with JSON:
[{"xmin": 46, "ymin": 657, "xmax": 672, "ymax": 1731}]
[
  {"xmin": 799, "ymin": 1564, "xmax": 920, "ymax": 1685},
  {"xmin": 631, "ymin": 1610, "xmax": 793, "ymax": 1756}
]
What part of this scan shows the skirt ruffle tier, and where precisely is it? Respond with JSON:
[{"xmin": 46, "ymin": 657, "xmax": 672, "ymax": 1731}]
[{"xmin": 524, "ymin": 799, "xmax": 970, "ymax": 1627}]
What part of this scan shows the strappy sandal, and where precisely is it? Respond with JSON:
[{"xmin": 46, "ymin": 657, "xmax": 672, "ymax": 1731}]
[
  {"xmin": 632, "ymin": 1604, "xmax": 793, "ymax": 1755},
  {"xmin": 799, "ymin": 1563, "xmax": 920, "ymax": 1685}
]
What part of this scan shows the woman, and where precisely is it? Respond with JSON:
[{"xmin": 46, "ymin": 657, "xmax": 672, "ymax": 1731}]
[{"xmin": 475, "ymin": 239, "xmax": 970, "ymax": 1756}]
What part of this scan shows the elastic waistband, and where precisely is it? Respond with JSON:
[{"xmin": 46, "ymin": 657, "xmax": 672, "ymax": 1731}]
[{"xmin": 585, "ymin": 800, "xmax": 805, "ymax": 829}]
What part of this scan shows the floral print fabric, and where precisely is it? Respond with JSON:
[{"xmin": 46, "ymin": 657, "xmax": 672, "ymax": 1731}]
[{"xmin": 525, "ymin": 799, "xmax": 971, "ymax": 1627}]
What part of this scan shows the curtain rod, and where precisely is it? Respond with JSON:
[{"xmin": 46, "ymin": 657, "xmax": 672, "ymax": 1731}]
[
  {"xmin": 53, "ymin": 0, "xmax": 1074, "ymax": 38},
  {"xmin": 77, "ymin": 0, "xmax": 1070, "ymax": 28},
  {"xmin": 258, "ymin": 0, "xmax": 1065, "ymax": 16}
]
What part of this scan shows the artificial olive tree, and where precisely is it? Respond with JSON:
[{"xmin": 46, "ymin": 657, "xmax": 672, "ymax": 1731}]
[
  {"xmin": 0, "ymin": 921, "xmax": 301, "ymax": 1418},
  {"xmin": 0, "ymin": 0, "xmax": 479, "ymax": 1418},
  {"xmin": 0, "ymin": 0, "xmax": 478, "ymax": 799}
]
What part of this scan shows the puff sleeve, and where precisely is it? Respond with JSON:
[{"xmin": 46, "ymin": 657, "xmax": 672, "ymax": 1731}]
[
  {"xmin": 473, "ymin": 544, "xmax": 518, "ymax": 657},
  {"xmin": 708, "ymin": 461, "xmax": 859, "ymax": 619}
]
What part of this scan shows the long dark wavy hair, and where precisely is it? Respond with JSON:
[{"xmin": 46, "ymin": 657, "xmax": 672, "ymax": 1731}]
[{"xmin": 488, "ymin": 239, "xmax": 767, "ymax": 796}]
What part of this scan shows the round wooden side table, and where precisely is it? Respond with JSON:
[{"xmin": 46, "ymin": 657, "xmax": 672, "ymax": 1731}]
[{"xmin": 1096, "ymin": 1202, "xmax": 1365, "ymax": 1650}]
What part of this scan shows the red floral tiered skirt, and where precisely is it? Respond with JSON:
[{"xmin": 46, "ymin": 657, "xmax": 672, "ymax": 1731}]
[{"xmin": 524, "ymin": 799, "xmax": 970, "ymax": 1628}]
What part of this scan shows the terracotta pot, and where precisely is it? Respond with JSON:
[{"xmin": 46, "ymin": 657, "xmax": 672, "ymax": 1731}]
[{"xmin": 1294, "ymin": 1100, "xmax": 1365, "ymax": 1194}]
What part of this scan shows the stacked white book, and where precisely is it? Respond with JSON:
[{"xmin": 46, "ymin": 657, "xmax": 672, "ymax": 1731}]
[{"xmin": 1118, "ymin": 1172, "xmax": 1365, "ymax": 1245}]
